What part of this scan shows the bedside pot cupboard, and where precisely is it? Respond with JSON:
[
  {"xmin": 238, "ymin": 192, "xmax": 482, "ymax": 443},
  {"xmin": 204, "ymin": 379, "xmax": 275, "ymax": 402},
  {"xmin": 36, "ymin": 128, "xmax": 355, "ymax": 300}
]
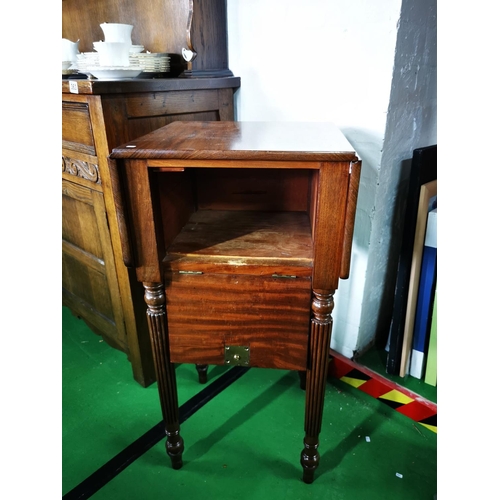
[{"xmin": 109, "ymin": 121, "xmax": 362, "ymax": 482}]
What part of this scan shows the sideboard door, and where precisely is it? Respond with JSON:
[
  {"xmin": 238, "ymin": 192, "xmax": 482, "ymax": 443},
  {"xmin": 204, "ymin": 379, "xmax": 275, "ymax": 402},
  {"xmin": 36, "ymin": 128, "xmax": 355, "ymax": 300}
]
[{"xmin": 62, "ymin": 178, "xmax": 127, "ymax": 352}]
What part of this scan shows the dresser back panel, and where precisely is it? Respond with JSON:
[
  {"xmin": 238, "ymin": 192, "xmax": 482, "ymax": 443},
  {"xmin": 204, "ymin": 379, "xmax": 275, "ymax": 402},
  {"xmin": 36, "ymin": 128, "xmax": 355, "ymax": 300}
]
[
  {"xmin": 62, "ymin": 0, "xmax": 230, "ymax": 75},
  {"xmin": 62, "ymin": 0, "xmax": 188, "ymax": 54}
]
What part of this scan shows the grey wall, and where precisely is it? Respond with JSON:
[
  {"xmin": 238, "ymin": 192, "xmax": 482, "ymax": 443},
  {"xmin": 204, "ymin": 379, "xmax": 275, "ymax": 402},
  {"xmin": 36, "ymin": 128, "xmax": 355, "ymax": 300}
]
[{"xmin": 357, "ymin": 0, "xmax": 437, "ymax": 352}]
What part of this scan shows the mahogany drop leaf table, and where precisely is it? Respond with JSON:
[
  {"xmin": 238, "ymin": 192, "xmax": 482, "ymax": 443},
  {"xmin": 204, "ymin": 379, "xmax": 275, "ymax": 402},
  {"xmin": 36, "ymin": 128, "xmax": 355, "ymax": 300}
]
[{"xmin": 109, "ymin": 121, "xmax": 361, "ymax": 483}]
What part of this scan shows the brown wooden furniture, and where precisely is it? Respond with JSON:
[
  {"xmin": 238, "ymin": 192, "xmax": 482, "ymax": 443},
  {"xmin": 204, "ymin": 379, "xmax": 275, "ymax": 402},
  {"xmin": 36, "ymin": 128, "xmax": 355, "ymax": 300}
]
[
  {"xmin": 62, "ymin": 78, "xmax": 240, "ymax": 387},
  {"xmin": 109, "ymin": 121, "xmax": 361, "ymax": 482},
  {"xmin": 62, "ymin": 0, "xmax": 238, "ymax": 386}
]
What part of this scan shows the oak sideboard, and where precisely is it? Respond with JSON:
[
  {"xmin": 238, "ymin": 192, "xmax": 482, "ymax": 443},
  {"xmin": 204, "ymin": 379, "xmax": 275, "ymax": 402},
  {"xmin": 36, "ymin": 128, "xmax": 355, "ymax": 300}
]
[{"xmin": 62, "ymin": 78, "xmax": 240, "ymax": 386}]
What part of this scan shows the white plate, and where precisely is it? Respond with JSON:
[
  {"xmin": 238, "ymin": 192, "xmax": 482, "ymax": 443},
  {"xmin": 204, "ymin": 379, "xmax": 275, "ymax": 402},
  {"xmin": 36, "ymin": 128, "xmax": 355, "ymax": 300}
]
[
  {"xmin": 87, "ymin": 67, "xmax": 142, "ymax": 80},
  {"xmin": 130, "ymin": 45, "xmax": 145, "ymax": 53}
]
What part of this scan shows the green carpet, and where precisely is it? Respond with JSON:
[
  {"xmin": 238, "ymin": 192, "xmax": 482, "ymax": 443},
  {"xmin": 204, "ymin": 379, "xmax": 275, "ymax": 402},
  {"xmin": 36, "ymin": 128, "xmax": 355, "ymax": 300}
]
[{"xmin": 63, "ymin": 306, "xmax": 437, "ymax": 499}]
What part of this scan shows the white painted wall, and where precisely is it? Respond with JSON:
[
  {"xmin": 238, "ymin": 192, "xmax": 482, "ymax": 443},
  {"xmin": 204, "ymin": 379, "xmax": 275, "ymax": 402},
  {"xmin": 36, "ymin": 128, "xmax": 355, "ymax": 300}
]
[{"xmin": 226, "ymin": 0, "xmax": 437, "ymax": 358}]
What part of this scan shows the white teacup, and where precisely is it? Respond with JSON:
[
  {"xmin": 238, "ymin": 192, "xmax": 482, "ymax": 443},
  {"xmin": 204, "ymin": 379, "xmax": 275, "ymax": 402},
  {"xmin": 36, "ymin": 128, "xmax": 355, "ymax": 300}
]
[
  {"xmin": 100, "ymin": 23, "xmax": 133, "ymax": 44},
  {"xmin": 94, "ymin": 41, "xmax": 130, "ymax": 67}
]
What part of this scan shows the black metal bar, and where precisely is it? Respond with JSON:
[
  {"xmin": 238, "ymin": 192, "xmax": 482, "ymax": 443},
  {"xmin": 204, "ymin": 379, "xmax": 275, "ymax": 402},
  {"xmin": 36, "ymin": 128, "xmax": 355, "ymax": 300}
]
[{"xmin": 63, "ymin": 366, "xmax": 250, "ymax": 500}]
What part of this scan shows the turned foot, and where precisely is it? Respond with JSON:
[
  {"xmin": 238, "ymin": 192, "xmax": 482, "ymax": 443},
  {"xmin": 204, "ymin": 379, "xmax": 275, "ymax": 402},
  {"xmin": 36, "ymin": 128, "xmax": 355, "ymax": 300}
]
[
  {"xmin": 166, "ymin": 427, "xmax": 184, "ymax": 469},
  {"xmin": 196, "ymin": 364, "xmax": 208, "ymax": 384},
  {"xmin": 301, "ymin": 436, "xmax": 320, "ymax": 483}
]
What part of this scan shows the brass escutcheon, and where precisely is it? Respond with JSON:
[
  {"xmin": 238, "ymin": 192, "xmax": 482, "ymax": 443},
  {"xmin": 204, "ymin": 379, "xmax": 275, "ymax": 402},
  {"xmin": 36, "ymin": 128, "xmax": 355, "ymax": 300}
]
[{"xmin": 224, "ymin": 345, "xmax": 250, "ymax": 366}]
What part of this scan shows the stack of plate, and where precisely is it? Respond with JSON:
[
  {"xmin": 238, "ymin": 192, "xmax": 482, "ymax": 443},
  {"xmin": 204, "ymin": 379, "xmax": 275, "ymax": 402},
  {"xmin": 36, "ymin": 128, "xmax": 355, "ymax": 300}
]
[
  {"xmin": 130, "ymin": 52, "xmax": 170, "ymax": 74},
  {"xmin": 62, "ymin": 60, "xmax": 77, "ymax": 76},
  {"xmin": 72, "ymin": 52, "xmax": 100, "ymax": 73},
  {"xmin": 72, "ymin": 51, "xmax": 144, "ymax": 79},
  {"xmin": 70, "ymin": 50, "xmax": 171, "ymax": 79},
  {"xmin": 130, "ymin": 45, "xmax": 145, "ymax": 53}
]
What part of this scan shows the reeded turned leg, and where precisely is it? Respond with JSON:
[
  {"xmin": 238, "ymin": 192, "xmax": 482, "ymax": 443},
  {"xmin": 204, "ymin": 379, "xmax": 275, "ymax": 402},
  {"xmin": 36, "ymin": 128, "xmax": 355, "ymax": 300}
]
[
  {"xmin": 144, "ymin": 282, "xmax": 184, "ymax": 469},
  {"xmin": 301, "ymin": 290, "xmax": 334, "ymax": 484},
  {"xmin": 196, "ymin": 364, "xmax": 208, "ymax": 384}
]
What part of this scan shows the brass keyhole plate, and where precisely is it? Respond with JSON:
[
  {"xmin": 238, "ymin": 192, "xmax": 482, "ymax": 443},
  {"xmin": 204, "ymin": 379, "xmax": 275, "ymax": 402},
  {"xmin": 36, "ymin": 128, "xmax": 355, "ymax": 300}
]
[{"xmin": 224, "ymin": 345, "xmax": 250, "ymax": 366}]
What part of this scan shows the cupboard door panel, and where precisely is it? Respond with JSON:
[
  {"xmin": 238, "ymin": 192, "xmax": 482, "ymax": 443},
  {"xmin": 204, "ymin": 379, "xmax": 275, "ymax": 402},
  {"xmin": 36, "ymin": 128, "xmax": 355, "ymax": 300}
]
[
  {"xmin": 62, "ymin": 251, "xmax": 115, "ymax": 323},
  {"xmin": 62, "ymin": 102, "xmax": 96, "ymax": 155},
  {"xmin": 62, "ymin": 180, "xmax": 127, "ymax": 350},
  {"xmin": 62, "ymin": 193, "xmax": 104, "ymax": 259}
]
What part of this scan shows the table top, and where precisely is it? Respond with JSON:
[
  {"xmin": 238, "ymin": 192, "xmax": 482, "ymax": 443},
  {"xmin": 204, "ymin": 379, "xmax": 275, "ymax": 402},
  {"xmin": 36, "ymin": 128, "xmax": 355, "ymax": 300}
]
[{"xmin": 110, "ymin": 121, "xmax": 359, "ymax": 162}]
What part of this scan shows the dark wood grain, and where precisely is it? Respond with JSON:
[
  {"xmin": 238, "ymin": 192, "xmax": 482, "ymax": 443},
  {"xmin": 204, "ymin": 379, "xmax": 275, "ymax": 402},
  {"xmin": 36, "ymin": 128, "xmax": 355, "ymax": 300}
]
[
  {"xmin": 156, "ymin": 170, "xmax": 196, "ymax": 251},
  {"xmin": 195, "ymin": 168, "xmax": 311, "ymax": 212},
  {"xmin": 122, "ymin": 160, "xmax": 164, "ymax": 284},
  {"xmin": 63, "ymin": 0, "xmax": 188, "ymax": 54},
  {"xmin": 125, "ymin": 90, "xmax": 220, "ymax": 118},
  {"xmin": 340, "ymin": 160, "xmax": 362, "ymax": 279},
  {"xmin": 62, "ymin": 101, "xmax": 95, "ymax": 155},
  {"xmin": 62, "ymin": 180, "xmax": 127, "ymax": 351},
  {"xmin": 311, "ymin": 162, "xmax": 351, "ymax": 292},
  {"xmin": 108, "ymin": 158, "xmax": 134, "ymax": 268},
  {"xmin": 301, "ymin": 291, "xmax": 334, "ymax": 484},
  {"xmin": 110, "ymin": 121, "xmax": 359, "ymax": 162},
  {"xmin": 166, "ymin": 210, "xmax": 313, "ymax": 265},
  {"xmin": 61, "ymin": 77, "xmax": 241, "ymax": 96},
  {"xmin": 144, "ymin": 282, "xmax": 184, "ymax": 469},
  {"xmin": 165, "ymin": 272, "xmax": 312, "ymax": 371},
  {"xmin": 188, "ymin": 0, "xmax": 231, "ymax": 76}
]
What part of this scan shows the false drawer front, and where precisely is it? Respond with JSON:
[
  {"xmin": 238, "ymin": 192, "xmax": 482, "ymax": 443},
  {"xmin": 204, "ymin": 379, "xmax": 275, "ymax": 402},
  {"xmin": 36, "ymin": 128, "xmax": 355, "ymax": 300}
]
[
  {"xmin": 162, "ymin": 209, "xmax": 313, "ymax": 370},
  {"xmin": 165, "ymin": 271, "xmax": 312, "ymax": 371},
  {"xmin": 62, "ymin": 101, "xmax": 96, "ymax": 155}
]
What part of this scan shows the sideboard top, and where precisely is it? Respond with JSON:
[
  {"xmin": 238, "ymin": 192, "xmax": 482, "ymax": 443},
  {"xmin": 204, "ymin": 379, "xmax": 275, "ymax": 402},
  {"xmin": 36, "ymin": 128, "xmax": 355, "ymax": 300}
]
[
  {"xmin": 61, "ymin": 76, "xmax": 241, "ymax": 95},
  {"xmin": 110, "ymin": 121, "xmax": 359, "ymax": 162}
]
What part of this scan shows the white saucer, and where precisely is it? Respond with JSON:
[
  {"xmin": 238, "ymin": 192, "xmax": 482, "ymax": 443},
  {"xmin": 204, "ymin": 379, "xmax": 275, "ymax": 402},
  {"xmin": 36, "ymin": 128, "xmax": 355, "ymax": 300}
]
[{"xmin": 86, "ymin": 67, "xmax": 143, "ymax": 80}]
